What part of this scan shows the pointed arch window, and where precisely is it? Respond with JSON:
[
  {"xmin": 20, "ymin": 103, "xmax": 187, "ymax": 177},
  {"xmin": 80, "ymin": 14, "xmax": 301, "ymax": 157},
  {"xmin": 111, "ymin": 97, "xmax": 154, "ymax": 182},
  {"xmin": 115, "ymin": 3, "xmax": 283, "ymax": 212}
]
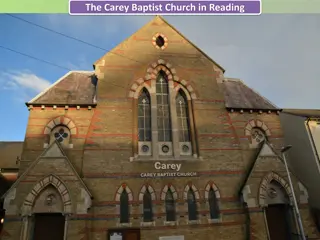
[
  {"xmin": 143, "ymin": 189, "xmax": 153, "ymax": 222},
  {"xmin": 120, "ymin": 189, "xmax": 129, "ymax": 223},
  {"xmin": 208, "ymin": 187, "xmax": 220, "ymax": 219},
  {"xmin": 176, "ymin": 90, "xmax": 191, "ymax": 142},
  {"xmin": 165, "ymin": 189, "xmax": 176, "ymax": 222},
  {"xmin": 187, "ymin": 189, "xmax": 197, "ymax": 221},
  {"xmin": 138, "ymin": 88, "xmax": 151, "ymax": 141},
  {"xmin": 156, "ymin": 71, "xmax": 172, "ymax": 142}
]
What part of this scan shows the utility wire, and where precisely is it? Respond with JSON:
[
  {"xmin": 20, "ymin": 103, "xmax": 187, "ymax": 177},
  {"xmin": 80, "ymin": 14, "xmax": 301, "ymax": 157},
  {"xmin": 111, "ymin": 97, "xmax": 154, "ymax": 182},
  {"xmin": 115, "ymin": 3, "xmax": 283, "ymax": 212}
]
[
  {"xmin": 5, "ymin": 14, "xmax": 145, "ymax": 66},
  {"xmin": 0, "ymin": 44, "xmax": 127, "ymax": 90},
  {"xmin": 0, "ymin": 45, "xmax": 71, "ymax": 71}
]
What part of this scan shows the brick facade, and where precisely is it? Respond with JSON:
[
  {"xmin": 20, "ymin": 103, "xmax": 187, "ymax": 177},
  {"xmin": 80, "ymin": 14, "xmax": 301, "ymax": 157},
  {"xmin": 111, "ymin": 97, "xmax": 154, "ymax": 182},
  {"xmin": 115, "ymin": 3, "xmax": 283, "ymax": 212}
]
[{"xmin": 1, "ymin": 16, "xmax": 319, "ymax": 240}]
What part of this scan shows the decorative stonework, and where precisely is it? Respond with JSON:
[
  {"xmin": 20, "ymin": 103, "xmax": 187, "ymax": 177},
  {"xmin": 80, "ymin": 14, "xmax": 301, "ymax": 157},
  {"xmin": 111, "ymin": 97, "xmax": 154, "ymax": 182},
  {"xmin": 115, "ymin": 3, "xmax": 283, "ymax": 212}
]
[
  {"xmin": 115, "ymin": 184, "xmax": 133, "ymax": 201},
  {"xmin": 258, "ymin": 172, "xmax": 293, "ymax": 207},
  {"xmin": 183, "ymin": 183, "xmax": 200, "ymax": 200},
  {"xmin": 152, "ymin": 33, "xmax": 168, "ymax": 50},
  {"xmin": 138, "ymin": 184, "xmax": 156, "ymax": 201},
  {"xmin": 244, "ymin": 119, "xmax": 271, "ymax": 148},
  {"xmin": 22, "ymin": 174, "xmax": 72, "ymax": 216},
  {"xmin": 160, "ymin": 184, "xmax": 178, "ymax": 200},
  {"xmin": 129, "ymin": 59, "xmax": 198, "ymax": 100},
  {"xmin": 43, "ymin": 116, "xmax": 77, "ymax": 148}
]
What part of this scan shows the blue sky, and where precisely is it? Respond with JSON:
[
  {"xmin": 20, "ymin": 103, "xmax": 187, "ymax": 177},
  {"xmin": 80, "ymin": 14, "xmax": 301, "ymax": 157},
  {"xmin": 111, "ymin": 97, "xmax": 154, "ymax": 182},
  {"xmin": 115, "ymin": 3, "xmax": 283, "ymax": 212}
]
[{"xmin": 0, "ymin": 14, "xmax": 319, "ymax": 141}]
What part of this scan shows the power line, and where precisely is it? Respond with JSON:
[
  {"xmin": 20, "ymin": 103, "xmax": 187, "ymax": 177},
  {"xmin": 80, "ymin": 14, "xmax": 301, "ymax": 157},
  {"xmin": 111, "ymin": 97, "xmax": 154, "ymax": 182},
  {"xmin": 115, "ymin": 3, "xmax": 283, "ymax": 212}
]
[
  {"xmin": 0, "ymin": 45, "xmax": 71, "ymax": 71},
  {"xmin": 5, "ymin": 14, "xmax": 145, "ymax": 66},
  {"xmin": 0, "ymin": 44, "xmax": 127, "ymax": 90}
]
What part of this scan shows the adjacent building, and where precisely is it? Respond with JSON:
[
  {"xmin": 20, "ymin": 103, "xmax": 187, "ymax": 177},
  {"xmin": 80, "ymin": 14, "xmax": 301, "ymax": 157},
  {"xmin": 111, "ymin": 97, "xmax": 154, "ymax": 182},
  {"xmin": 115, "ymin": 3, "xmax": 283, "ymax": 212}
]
[
  {"xmin": 1, "ymin": 16, "xmax": 319, "ymax": 240},
  {"xmin": 0, "ymin": 142, "xmax": 22, "ymax": 235},
  {"xmin": 280, "ymin": 109, "xmax": 320, "ymax": 232}
]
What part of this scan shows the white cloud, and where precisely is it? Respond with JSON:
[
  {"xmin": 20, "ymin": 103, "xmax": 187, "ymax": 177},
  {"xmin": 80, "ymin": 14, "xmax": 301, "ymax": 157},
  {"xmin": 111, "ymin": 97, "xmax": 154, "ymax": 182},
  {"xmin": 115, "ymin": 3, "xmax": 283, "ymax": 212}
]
[
  {"xmin": 0, "ymin": 70, "xmax": 51, "ymax": 102},
  {"xmin": 1, "ymin": 70, "xmax": 51, "ymax": 93}
]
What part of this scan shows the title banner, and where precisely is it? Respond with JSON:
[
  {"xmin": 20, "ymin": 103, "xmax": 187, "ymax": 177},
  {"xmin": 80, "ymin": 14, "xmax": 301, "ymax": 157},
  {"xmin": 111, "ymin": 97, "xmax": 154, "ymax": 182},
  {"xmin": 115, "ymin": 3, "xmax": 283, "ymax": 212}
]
[
  {"xmin": 1, "ymin": 0, "xmax": 320, "ymax": 13},
  {"xmin": 69, "ymin": 0, "xmax": 261, "ymax": 15}
]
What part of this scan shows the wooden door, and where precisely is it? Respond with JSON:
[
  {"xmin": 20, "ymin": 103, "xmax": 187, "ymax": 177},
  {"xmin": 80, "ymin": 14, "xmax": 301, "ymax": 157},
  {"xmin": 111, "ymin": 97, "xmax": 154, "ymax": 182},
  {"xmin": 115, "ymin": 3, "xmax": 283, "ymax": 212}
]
[
  {"xmin": 266, "ymin": 204, "xmax": 291, "ymax": 240},
  {"xmin": 33, "ymin": 213, "xmax": 65, "ymax": 240}
]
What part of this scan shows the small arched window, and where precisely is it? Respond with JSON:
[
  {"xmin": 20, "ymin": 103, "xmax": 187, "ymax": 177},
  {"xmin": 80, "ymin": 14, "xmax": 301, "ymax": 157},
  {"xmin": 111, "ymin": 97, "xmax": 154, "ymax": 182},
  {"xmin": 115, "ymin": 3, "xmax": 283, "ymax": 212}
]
[
  {"xmin": 143, "ymin": 189, "xmax": 153, "ymax": 222},
  {"xmin": 165, "ymin": 189, "xmax": 176, "ymax": 222},
  {"xmin": 156, "ymin": 71, "xmax": 172, "ymax": 142},
  {"xmin": 187, "ymin": 189, "xmax": 197, "ymax": 221},
  {"xmin": 208, "ymin": 187, "xmax": 220, "ymax": 219},
  {"xmin": 50, "ymin": 125, "xmax": 70, "ymax": 148},
  {"xmin": 120, "ymin": 189, "xmax": 129, "ymax": 223},
  {"xmin": 138, "ymin": 88, "xmax": 151, "ymax": 142}
]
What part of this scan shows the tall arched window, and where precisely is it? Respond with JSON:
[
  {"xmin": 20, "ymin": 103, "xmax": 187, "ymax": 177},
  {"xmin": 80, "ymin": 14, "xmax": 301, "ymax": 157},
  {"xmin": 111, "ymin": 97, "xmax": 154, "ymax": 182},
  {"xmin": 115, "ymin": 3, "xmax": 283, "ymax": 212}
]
[
  {"xmin": 120, "ymin": 189, "xmax": 129, "ymax": 223},
  {"xmin": 165, "ymin": 189, "xmax": 176, "ymax": 222},
  {"xmin": 176, "ymin": 90, "xmax": 190, "ymax": 142},
  {"xmin": 138, "ymin": 88, "xmax": 151, "ymax": 142},
  {"xmin": 187, "ymin": 189, "xmax": 197, "ymax": 221},
  {"xmin": 143, "ymin": 189, "xmax": 153, "ymax": 222},
  {"xmin": 156, "ymin": 71, "xmax": 172, "ymax": 143},
  {"xmin": 208, "ymin": 187, "xmax": 220, "ymax": 219}
]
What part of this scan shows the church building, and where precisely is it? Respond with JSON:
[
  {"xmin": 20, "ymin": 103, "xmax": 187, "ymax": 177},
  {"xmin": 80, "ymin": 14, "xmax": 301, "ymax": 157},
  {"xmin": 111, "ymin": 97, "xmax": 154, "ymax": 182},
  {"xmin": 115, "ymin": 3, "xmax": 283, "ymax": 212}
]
[{"xmin": 1, "ymin": 16, "xmax": 319, "ymax": 240}]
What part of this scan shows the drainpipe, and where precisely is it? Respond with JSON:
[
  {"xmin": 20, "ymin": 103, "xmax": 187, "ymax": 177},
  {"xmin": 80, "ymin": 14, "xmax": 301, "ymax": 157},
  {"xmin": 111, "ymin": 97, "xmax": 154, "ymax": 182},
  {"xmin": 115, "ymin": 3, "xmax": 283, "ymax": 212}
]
[
  {"xmin": 305, "ymin": 118, "xmax": 320, "ymax": 174},
  {"xmin": 240, "ymin": 193, "xmax": 251, "ymax": 240}
]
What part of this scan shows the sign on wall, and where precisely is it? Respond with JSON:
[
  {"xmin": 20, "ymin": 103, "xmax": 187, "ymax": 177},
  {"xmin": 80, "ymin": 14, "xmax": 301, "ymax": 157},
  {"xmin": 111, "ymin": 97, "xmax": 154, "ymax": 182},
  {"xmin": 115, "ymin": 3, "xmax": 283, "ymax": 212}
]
[{"xmin": 140, "ymin": 162, "xmax": 197, "ymax": 178}]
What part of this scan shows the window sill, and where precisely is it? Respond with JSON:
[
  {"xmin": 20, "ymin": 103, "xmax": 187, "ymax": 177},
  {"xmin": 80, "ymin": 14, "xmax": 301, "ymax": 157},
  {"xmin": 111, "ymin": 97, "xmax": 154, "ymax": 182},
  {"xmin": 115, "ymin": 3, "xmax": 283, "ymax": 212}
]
[
  {"xmin": 208, "ymin": 218, "xmax": 221, "ymax": 224},
  {"xmin": 130, "ymin": 155, "xmax": 203, "ymax": 162},
  {"xmin": 140, "ymin": 221, "xmax": 155, "ymax": 227},
  {"xmin": 117, "ymin": 222, "xmax": 132, "ymax": 227},
  {"xmin": 164, "ymin": 221, "xmax": 178, "ymax": 226},
  {"xmin": 187, "ymin": 220, "xmax": 200, "ymax": 225}
]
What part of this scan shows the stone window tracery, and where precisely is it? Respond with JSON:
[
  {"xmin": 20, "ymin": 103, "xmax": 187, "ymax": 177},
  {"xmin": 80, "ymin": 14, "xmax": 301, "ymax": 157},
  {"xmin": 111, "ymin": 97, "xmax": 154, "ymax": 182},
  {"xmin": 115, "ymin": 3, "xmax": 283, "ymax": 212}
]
[{"xmin": 135, "ymin": 65, "xmax": 195, "ymax": 158}]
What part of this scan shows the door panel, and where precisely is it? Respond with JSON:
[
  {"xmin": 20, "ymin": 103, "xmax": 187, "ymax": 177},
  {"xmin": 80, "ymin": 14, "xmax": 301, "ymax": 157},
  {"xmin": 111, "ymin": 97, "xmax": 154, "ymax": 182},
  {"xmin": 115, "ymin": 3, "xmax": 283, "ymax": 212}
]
[
  {"xmin": 266, "ymin": 204, "xmax": 290, "ymax": 240},
  {"xmin": 33, "ymin": 213, "xmax": 65, "ymax": 240}
]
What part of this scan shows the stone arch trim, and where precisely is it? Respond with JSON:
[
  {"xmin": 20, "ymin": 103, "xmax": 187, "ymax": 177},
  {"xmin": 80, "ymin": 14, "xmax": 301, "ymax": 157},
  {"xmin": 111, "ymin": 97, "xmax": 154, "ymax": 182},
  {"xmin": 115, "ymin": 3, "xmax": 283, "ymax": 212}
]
[
  {"xmin": 133, "ymin": 82, "xmax": 153, "ymax": 99},
  {"xmin": 128, "ymin": 59, "xmax": 198, "ymax": 100},
  {"xmin": 244, "ymin": 119, "xmax": 271, "ymax": 137},
  {"xmin": 115, "ymin": 183, "xmax": 133, "ymax": 202},
  {"xmin": 22, "ymin": 174, "xmax": 72, "ymax": 215},
  {"xmin": 138, "ymin": 184, "xmax": 156, "ymax": 201},
  {"xmin": 183, "ymin": 183, "xmax": 200, "ymax": 200},
  {"xmin": 173, "ymin": 84, "xmax": 192, "ymax": 100},
  {"xmin": 160, "ymin": 184, "xmax": 178, "ymax": 200},
  {"xmin": 204, "ymin": 181, "xmax": 221, "ymax": 200},
  {"xmin": 152, "ymin": 33, "xmax": 168, "ymax": 50},
  {"xmin": 258, "ymin": 171, "xmax": 293, "ymax": 207},
  {"xmin": 43, "ymin": 116, "xmax": 77, "ymax": 135}
]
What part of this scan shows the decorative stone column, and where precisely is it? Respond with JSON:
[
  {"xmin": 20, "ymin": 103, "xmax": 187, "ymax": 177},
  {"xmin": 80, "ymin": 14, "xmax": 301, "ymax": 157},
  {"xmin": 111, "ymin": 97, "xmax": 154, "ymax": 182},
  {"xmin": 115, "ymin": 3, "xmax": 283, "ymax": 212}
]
[
  {"xmin": 63, "ymin": 214, "xmax": 71, "ymax": 240},
  {"xmin": 20, "ymin": 215, "xmax": 30, "ymax": 240}
]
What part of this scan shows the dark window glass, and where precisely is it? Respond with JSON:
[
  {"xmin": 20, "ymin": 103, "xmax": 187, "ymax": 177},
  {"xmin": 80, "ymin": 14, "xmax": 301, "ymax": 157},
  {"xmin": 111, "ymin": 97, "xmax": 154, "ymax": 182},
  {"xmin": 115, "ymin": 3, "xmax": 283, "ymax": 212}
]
[
  {"xmin": 120, "ymin": 189, "xmax": 129, "ymax": 223},
  {"xmin": 143, "ymin": 189, "xmax": 153, "ymax": 222},
  {"xmin": 53, "ymin": 127, "xmax": 69, "ymax": 143},
  {"xmin": 138, "ymin": 89, "xmax": 152, "ymax": 142},
  {"xmin": 165, "ymin": 189, "xmax": 176, "ymax": 221},
  {"xmin": 156, "ymin": 72, "xmax": 172, "ymax": 142},
  {"xmin": 209, "ymin": 187, "xmax": 220, "ymax": 219},
  {"xmin": 176, "ymin": 90, "xmax": 191, "ymax": 142},
  {"xmin": 187, "ymin": 189, "xmax": 197, "ymax": 221}
]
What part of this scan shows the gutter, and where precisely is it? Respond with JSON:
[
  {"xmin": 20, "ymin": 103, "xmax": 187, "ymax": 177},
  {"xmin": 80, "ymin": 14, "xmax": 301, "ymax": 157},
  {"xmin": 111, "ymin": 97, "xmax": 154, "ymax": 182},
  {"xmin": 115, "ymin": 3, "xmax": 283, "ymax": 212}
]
[{"xmin": 240, "ymin": 193, "xmax": 251, "ymax": 240}]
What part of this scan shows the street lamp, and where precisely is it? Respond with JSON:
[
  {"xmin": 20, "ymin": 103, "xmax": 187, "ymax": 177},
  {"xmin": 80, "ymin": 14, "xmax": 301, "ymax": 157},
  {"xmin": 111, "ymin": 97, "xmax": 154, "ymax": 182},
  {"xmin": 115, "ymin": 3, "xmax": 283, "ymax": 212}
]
[{"xmin": 281, "ymin": 145, "xmax": 306, "ymax": 240}]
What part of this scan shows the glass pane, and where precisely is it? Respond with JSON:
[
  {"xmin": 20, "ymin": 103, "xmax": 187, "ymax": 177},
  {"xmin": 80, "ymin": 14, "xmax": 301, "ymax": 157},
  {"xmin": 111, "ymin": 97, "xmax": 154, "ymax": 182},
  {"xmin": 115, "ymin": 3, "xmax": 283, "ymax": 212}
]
[
  {"xmin": 145, "ymin": 117, "xmax": 151, "ymax": 129},
  {"xmin": 138, "ymin": 129, "xmax": 145, "ymax": 141},
  {"xmin": 187, "ymin": 189, "xmax": 197, "ymax": 220},
  {"xmin": 138, "ymin": 117, "xmax": 145, "ymax": 128},
  {"xmin": 145, "ymin": 130, "xmax": 152, "ymax": 141},
  {"xmin": 209, "ymin": 188, "xmax": 219, "ymax": 219},
  {"xmin": 120, "ymin": 190, "xmax": 129, "ymax": 223},
  {"xmin": 164, "ymin": 130, "xmax": 172, "ymax": 141}
]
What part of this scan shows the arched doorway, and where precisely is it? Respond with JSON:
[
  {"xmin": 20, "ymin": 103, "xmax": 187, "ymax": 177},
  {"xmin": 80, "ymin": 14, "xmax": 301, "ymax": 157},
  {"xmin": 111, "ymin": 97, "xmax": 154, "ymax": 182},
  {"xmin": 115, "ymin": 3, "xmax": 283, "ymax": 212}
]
[
  {"xmin": 31, "ymin": 185, "xmax": 65, "ymax": 240},
  {"xmin": 264, "ymin": 180, "xmax": 298, "ymax": 240}
]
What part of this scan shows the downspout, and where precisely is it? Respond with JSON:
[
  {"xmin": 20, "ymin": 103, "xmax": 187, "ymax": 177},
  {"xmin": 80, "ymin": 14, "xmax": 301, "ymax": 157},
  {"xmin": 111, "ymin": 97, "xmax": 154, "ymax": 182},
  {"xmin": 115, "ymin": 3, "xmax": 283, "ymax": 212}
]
[{"xmin": 240, "ymin": 193, "xmax": 251, "ymax": 240}]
